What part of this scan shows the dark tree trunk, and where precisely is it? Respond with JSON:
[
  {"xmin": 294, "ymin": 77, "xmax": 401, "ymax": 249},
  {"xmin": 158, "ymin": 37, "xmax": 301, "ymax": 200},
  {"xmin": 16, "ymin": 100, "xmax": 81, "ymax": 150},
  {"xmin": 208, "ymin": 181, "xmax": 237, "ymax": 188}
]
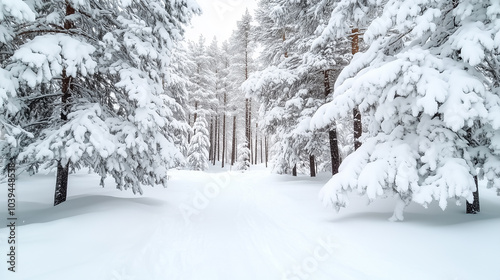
[
  {"xmin": 283, "ymin": 30, "xmax": 288, "ymax": 58},
  {"xmin": 209, "ymin": 117, "xmax": 214, "ymax": 161},
  {"xmin": 187, "ymin": 114, "xmax": 191, "ymax": 143},
  {"xmin": 292, "ymin": 164, "xmax": 297, "ymax": 177},
  {"xmin": 193, "ymin": 101, "xmax": 198, "ymax": 123},
  {"xmin": 222, "ymin": 114, "xmax": 226, "ymax": 168},
  {"xmin": 329, "ymin": 129, "xmax": 340, "ymax": 174},
  {"xmin": 54, "ymin": 2, "xmax": 75, "ymax": 206},
  {"xmin": 245, "ymin": 98, "xmax": 249, "ymax": 146},
  {"xmin": 324, "ymin": 70, "xmax": 341, "ymax": 174},
  {"xmin": 247, "ymin": 99, "xmax": 252, "ymax": 164},
  {"xmin": 351, "ymin": 28, "xmax": 362, "ymax": 151},
  {"xmin": 231, "ymin": 116, "xmax": 236, "ymax": 166},
  {"xmin": 216, "ymin": 115, "xmax": 220, "ymax": 163},
  {"xmin": 212, "ymin": 116, "xmax": 217, "ymax": 165},
  {"xmin": 222, "ymin": 91, "xmax": 227, "ymax": 168},
  {"xmin": 265, "ymin": 137, "xmax": 268, "ymax": 168},
  {"xmin": 353, "ymin": 107, "xmax": 362, "ymax": 150},
  {"xmin": 260, "ymin": 137, "xmax": 263, "ymax": 164},
  {"xmin": 54, "ymin": 162, "xmax": 69, "ymax": 206},
  {"xmin": 254, "ymin": 123, "xmax": 258, "ymax": 164},
  {"xmin": 309, "ymin": 155, "xmax": 316, "ymax": 177},
  {"xmin": 466, "ymin": 176, "xmax": 480, "ymax": 214}
]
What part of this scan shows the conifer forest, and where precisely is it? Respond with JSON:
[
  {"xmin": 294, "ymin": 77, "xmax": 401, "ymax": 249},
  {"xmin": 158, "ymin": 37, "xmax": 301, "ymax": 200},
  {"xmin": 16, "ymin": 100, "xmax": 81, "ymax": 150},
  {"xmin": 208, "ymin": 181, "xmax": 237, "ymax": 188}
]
[{"xmin": 1, "ymin": 1, "xmax": 499, "ymax": 279}]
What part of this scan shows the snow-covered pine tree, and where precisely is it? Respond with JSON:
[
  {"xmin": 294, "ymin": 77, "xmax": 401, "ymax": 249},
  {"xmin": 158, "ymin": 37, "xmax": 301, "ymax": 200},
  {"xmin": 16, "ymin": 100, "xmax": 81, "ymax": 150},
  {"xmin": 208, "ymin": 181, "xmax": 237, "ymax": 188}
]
[
  {"xmin": 165, "ymin": 43, "xmax": 195, "ymax": 160},
  {"xmin": 229, "ymin": 9, "xmax": 256, "ymax": 163},
  {"xmin": 187, "ymin": 35, "xmax": 217, "ymax": 125},
  {"xmin": 206, "ymin": 37, "xmax": 224, "ymax": 165},
  {"xmin": 244, "ymin": 0, "xmax": 350, "ymax": 176},
  {"xmin": 219, "ymin": 41, "xmax": 232, "ymax": 168},
  {"xmin": 236, "ymin": 141, "xmax": 251, "ymax": 172},
  {"xmin": 311, "ymin": 0, "xmax": 380, "ymax": 151},
  {"xmin": 0, "ymin": 0, "xmax": 35, "ymax": 168},
  {"xmin": 1, "ymin": 0, "xmax": 199, "ymax": 205},
  {"xmin": 187, "ymin": 112, "xmax": 210, "ymax": 171},
  {"xmin": 311, "ymin": 0, "xmax": 500, "ymax": 220}
]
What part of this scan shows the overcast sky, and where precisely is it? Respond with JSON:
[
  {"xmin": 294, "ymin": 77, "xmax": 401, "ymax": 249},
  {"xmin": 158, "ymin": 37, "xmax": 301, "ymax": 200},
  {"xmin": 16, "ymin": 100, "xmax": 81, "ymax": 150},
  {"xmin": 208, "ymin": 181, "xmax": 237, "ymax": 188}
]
[{"xmin": 185, "ymin": 0, "xmax": 258, "ymax": 43}]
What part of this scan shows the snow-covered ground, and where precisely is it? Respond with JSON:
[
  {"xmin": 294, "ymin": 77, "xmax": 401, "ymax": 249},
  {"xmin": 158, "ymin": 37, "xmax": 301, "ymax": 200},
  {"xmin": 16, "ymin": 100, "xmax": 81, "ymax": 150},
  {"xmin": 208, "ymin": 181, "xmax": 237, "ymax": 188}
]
[{"xmin": 1, "ymin": 165, "xmax": 499, "ymax": 280}]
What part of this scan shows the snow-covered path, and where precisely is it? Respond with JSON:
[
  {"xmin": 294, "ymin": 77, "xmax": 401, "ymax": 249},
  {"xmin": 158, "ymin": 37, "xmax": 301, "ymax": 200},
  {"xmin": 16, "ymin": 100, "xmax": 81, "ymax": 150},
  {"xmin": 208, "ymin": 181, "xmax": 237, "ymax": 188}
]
[
  {"xmin": 111, "ymin": 169, "xmax": 345, "ymax": 280},
  {"xmin": 1, "ymin": 166, "xmax": 500, "ymax": 280}
]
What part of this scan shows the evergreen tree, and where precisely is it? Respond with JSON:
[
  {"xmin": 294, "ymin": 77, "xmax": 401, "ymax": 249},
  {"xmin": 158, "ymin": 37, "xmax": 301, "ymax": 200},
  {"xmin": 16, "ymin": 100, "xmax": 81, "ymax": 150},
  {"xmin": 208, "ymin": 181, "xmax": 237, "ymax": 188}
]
[
  {"xmin": 166, "ymin": 43, "xmax": 195, "ymax": 159},
  {"xmin": 1, "ymin": 0, "xmax": 199, "ymax": 205},
  {"xmin": 236, "ymin": 141, "xmax": 251, "ymax": 172},
  {"xmin": 244, "ymin": 0, "xmax": 350, "ymax": 176},
  {"xmin": 229, "ymin": 9, "xmax": 257, "ymax": 163},
  {"xmin": 187, "ymin": 35, "xmax": 217, "ymax": 124},
  {"xmin": 0, "ymin": 0, "xmax": 35, "ymax": 163},
  {"xmin": 219, "ymin": 41, "xmax": 232, "ymax": 168},
  {"xmin": 311, "ymin": 0, "xmax": 500, "ymax": 220},
  {"xmin": 187, "ymin": 113, "xmax": 210, "ymax": 171}
]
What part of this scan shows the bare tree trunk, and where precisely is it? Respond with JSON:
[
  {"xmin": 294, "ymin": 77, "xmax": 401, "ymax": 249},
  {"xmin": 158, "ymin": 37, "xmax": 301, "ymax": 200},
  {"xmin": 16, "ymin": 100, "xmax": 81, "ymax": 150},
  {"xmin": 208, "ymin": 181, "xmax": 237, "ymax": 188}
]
[
  {"xmin": 466, "ymin": 176, "xmax": 480, "ymax": 214},
  {"xmin": 254, "ymin": 122, "xmax": 258, "ymax": 164},
  {"xmin": 249, "ymin": 100, "xmax": 252, "ymax": 164},
  {"xmin": 351, "ymin": 28, "xmax": 362, "ymax": 150},
  {"xmin": 265, "ymin": 137, "xmax": 268, "ymax": 168},
  {"xmin": 231, "ymin": 116, "xmax": 236, "ymax": 166},
  {"xmin": 329, "ymin": 129, "xmax": 340, "ymax": 174},
  {"xmin": 55, "ymin": 161, "xmax": 69, "ymax": 206},
  {"xmin": 216, "ymin": 115, "xmax": 220, "ymax": 163},
  {"xmin": 187, "ymin": 114, "xmax": 191, "ymax": 143},
  {"xmin": 283, "ymin": 30, "xmax": 288, "ymax": 58},
  {"xmin": 245, "ymin": 99, "xmax": 249, "ymax": 143},
  {"xmin": 260, "ymin": 137, "xmax": 263, "ymax": 164},
  {"xmin": 309, "ymin": 155, "xmax": 316, "ymax": 177},
  {"xmin": 54, "ymin": 2, "xmax": 75, "ymax": 206},
  {"xmin": 209, "ymin": 117, "xmax": 214, "ymax": 162},
  {"xmin": 222, "ymin": 114, "xmax": 226, "ymax": 168},
  {"xmin": 324, "ymin": 70, "xmax": 341, "ymax": 175},
  {"xmin": 222, "ymin": 91, "xmax": 227, "ymax": 168},
  {"xmin": 193, "ymin": 101, "xmax": 198, "ymax": 123}
]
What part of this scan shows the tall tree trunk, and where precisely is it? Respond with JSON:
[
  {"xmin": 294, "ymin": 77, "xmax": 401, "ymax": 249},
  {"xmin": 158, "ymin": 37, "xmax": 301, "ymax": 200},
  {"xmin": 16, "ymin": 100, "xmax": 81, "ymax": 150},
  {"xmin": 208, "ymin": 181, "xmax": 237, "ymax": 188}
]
[
  {"xmin": 231, "ymin": 116, "xmax": 236, "ymax": 166},
  {"xmin": 55, "ymin": 161, "xmax": 69, "ymax": 206},
  {"xmin": 260, "ymin": 137, "xmax": 263, "ymax": 164},
  {"xmin": 351, "ymin": 28, "xmax": 362, "ymax": 150},
  {"xmin": 193, "ymin": 101, "xmax": 198, "ymax": 123},
  {"xmin": 283, "ymin": 30, "xmax": 288, "ymax": 58},
  {"xmin": 265, "ymin": 137, "xmax": 268, "ymax": 168},
  {"xmin": 292, "ymin": 164, "xmax": 297, "ymax": 177},
  {"xmin": 222, "ymin": 91, "xmax": 227, "ymax": 168},
  {"xmin": 466, "ymin": 177, "xmax": 480, "ymax": 214},
  {"xmin": 245, "ymin": 99, "xmax": 249, "ymax": 144},
  {"xmin": 222, "ymin": 114, "xmax": 226, "ymax": 168},
  {"xmin": 209, "ymin": 117, "xmax": 214, "ymax": 161},
  {"xmin": 216, "ymin": 115, "xmax": 220, "ymax": 163},
  {"xmin": 324, "ymin": 70, "xmax": 341, "ymax": 175},
  {"xmin": 245, "ymin": 99, "xmax": 252, "ymax": 164},
  {"xmin": 187, "ymin": 114, "xmax": 191, "ymax": 143},
  {"xmin": 353, "ymin": 108, "xmax": 362, "ymax": 150},
  {"xmin": 309, "ymin": 155, "xmax": 316, "ymax": 177},
  {"xmin": 329, "ymin": 129, "xmax": 340, "ymax": 174},
  {"xmin": 54, "ymin": 2, "xmax": 75, "ymax": 206},
  {"xmin": 254, "ymin": 122, "xmax": 258, "ymax": 164},
  {"xmin": 249, "ymin": 101, "xmax": 252, "ymax": 163}
]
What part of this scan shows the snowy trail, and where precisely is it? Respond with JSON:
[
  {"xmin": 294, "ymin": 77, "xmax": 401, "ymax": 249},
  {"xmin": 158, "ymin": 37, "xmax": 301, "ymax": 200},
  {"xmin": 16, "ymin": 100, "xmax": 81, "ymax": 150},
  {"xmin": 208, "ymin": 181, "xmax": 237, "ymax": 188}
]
[
  {"xmin": 2, "ymin": 167, "xmax": 499, "ymax": 280},
  {"xmin": 107, "ymin": 169, "xmax": 411, "ymax": 280},
  {"xmin": 103, "ymin": 170, "xmax": 338, "ymax": 280}
]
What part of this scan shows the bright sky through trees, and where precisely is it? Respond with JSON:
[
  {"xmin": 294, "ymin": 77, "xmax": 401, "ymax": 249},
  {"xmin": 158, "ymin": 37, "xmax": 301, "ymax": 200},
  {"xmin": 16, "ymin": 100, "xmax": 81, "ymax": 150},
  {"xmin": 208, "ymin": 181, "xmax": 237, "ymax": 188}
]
[{"xmin": 185, "ymin": 0, "xmax": 258, "ymax": 42}]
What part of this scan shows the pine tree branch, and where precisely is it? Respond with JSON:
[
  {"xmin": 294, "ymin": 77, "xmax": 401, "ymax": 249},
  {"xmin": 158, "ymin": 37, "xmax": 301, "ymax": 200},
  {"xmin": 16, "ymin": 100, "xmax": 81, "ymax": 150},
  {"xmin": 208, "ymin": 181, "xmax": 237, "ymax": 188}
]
[{"xmin": 17, "ymin": 28, "xmax": 97, "ymax": 43}]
